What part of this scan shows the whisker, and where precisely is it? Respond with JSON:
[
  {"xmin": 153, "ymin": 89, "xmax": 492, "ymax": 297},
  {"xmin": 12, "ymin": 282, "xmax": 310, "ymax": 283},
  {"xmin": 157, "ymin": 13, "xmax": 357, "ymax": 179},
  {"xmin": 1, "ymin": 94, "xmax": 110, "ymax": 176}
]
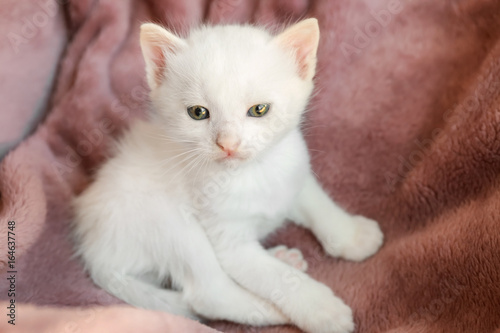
[
  {"xmin": 192, "ymin": 152, "xmax": 209, "ymax": 187},
  {"xmin": 186, "ymin": 155, "xmax": 205, "ymax": 184},
  {"xmin": 159, "ymin": 151, "xmax": 201, "ymax": 178},
  {"xmin": 153, "ymin": 148, "xmax": 205, "ymax": 167},
  {"xmin": 165, "ymin": 153, "xmax": 203, "ymax": 185},
  {"xmin": 144, "ymin": 132, "xmax": 198, "ymax": 144}
]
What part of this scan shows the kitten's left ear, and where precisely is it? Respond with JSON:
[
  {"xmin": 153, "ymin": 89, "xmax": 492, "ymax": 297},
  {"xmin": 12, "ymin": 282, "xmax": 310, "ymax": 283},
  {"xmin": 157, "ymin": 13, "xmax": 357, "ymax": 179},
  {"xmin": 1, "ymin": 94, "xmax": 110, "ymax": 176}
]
[
  {"xmin": 274, "ymin": 18, "xmax": 320, "ymax": 81},
  {"xmin": 140, "ymin": 23, "xmax": 187, "ymax": 90}
]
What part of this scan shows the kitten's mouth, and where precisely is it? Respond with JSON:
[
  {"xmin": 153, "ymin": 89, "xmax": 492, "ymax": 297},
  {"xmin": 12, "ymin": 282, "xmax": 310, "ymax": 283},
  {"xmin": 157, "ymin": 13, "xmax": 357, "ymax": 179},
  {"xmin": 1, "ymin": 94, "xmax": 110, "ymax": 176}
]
[
  {"xmin": 216, "ymin": 152, "xmax": 247, "ymax": 163},
  {"xmin": 218, "ymin": 154, "xmax": 241, "ymax": 161}
]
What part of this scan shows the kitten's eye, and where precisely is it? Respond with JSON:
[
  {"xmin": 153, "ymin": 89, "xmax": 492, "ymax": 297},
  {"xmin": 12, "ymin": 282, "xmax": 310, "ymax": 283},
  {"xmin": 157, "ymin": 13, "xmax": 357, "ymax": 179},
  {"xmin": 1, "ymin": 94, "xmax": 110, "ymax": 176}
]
[
  {"xmin": 187, "ymin": 105, "xmax": 210, "ymax": 120},
  {"xmin": 247, "ymin": 104, "xmax": 270, "ymax": 117}
]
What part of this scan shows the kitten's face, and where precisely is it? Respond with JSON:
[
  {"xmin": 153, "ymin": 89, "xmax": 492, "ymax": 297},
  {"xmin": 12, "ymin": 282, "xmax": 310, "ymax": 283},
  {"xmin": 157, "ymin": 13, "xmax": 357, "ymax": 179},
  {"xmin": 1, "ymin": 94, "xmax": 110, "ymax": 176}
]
[{"xmin": 141, "ymin": 21, "xmax": 319, "ymax": 168}]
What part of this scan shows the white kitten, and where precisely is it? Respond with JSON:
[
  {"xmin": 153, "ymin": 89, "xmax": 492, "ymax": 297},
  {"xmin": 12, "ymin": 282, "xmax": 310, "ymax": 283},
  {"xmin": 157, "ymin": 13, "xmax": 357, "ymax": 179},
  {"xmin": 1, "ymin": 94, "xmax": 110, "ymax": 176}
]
[{"xmin": 72, "ymin": 19, "xmax": 383, "ymax": 333}]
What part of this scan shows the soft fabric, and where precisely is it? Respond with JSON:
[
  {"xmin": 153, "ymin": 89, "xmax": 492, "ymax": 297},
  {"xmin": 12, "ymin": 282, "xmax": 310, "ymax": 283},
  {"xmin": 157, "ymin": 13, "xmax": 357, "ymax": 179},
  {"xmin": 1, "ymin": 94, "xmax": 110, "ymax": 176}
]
[
  {"xmin": 0, "ymin": 302, "xmax": 219, "ymax": 333},
  {"xmin": 0, "ymin": 0, "xmax": 67, "ymax": 160},
  {"xmin": 1, "ymin": 0, "xmax": 500, "ymax": 332}
]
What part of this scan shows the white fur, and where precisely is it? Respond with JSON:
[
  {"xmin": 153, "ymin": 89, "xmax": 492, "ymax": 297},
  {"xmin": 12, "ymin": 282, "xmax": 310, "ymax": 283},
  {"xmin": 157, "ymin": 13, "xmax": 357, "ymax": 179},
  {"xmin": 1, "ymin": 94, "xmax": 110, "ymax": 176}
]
[{"xmin": 72, "ymin": 19, "xmax": 383, "ymax": 333}]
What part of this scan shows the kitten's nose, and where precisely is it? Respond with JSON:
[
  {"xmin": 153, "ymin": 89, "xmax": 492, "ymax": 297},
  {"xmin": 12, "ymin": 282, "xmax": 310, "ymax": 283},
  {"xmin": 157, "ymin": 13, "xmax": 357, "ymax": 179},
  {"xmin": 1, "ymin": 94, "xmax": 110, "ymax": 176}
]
[{"xmin": 216, "ymin": 135, "xmax": 241, "ymax": 156}]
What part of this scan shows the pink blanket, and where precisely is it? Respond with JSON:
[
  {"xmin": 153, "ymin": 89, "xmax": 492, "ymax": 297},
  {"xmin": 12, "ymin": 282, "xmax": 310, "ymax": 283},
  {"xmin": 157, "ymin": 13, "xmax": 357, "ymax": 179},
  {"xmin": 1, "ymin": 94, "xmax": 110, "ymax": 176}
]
[{"xmin": 1, "ymin": 0, "xmax": 500, "ymax": 332}]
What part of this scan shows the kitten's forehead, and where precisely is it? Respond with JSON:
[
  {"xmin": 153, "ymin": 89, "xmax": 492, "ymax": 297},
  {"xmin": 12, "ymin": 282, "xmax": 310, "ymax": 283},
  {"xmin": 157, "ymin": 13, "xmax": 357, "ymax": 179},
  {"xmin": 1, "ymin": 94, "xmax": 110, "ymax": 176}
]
[
  {"xmin": 170, "ymin": 25, "xmax": 295, "ymax": 105},
  {"xmin": 186, "ymin": 25, "xmax": 279, "ymax": 77},
  {"xmin": 186, "ymin": 25, "xmax": 273, "ymax": 60}
]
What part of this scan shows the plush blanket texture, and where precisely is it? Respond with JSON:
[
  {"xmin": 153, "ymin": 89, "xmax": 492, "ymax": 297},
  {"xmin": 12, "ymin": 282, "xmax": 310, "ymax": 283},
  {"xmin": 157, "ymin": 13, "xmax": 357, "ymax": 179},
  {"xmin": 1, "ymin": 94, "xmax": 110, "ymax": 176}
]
[
  {"xmin": 1, "ymin": 0, "xmax": 500, "ymax": 332},
  {"xmin": 0, "ymin": 0, "xmax": 66, "ymax": 160}
]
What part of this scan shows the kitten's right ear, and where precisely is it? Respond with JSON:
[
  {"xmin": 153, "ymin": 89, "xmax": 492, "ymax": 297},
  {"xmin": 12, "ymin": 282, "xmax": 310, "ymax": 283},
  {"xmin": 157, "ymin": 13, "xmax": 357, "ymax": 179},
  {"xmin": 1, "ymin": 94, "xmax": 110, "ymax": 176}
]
[{"xmin": 140, "ymin": 23, "xmax": 186, "ymax": 90}]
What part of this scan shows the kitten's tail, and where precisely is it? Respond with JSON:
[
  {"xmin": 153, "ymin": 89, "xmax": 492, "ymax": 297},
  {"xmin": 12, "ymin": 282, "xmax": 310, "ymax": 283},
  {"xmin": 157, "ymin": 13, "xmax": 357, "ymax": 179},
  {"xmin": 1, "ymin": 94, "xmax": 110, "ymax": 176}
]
[{"xmin": 92, "ymin": 272, "xmax": 199, "ymax": 320}]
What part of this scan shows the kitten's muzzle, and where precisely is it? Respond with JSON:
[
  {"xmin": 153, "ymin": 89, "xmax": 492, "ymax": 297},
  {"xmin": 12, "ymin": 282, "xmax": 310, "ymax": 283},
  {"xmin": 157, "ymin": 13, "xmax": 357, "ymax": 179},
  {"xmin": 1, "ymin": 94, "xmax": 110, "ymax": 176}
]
[{"xmin": 216, "ymin": 135, "xmax": 241, "ymax": 158}]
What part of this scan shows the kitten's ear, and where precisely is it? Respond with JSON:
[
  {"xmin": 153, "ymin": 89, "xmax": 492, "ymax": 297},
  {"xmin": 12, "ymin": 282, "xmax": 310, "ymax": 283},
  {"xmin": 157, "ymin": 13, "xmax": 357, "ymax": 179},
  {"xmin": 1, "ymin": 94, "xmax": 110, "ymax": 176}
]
[
  {"xmin": 140, "ymin": 23, "xmax": 186, "ymax": 90},
  {"xmin": 274, "ymin": 18, "xmax": 320, "ymax": 81}
]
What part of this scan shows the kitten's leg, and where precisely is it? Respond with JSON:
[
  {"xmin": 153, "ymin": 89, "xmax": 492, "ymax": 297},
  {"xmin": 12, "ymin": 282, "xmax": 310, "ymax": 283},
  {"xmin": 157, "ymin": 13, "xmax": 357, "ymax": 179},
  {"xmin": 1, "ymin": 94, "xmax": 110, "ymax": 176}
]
[
  {"xmin": 75, "ymin": 192, "xmax": 287, "ymax": 326},
  {"xmin": 290, "ymin": 173, "xmax": 383, "ymax": 261},
  {"xmin": 216, "ymin": 240, "xmax": 354, "ymax": 333},
  {"xmin": 89, "ymin": 225, "xmax": 288, "ymax": 326},
  {"xmin": 267, "ymin": 245, "xmax": 308, "ymax": 272},
  {"xmin": 174, "ymin": 223, "xmax": 290, "ymax": 326}
]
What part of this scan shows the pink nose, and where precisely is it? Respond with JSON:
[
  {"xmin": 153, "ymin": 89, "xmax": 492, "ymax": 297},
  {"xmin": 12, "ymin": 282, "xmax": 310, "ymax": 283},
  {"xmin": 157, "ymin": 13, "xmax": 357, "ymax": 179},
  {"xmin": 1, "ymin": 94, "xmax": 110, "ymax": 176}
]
[{"xmin": 216, "ymin": 137, "xmax": 241, "ymax": 155}]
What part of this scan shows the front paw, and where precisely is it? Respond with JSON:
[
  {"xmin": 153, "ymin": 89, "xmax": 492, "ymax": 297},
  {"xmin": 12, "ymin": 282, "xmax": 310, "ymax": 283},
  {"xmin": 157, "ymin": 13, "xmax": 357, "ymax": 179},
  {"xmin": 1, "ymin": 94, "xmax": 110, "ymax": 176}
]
[
  {"xmin": 293, "ymin": 284, "xmax": 354, "ymax": 333},
  {"xmin": 325, "ymin": 216, "xmax": 384, "ymax": 262}
]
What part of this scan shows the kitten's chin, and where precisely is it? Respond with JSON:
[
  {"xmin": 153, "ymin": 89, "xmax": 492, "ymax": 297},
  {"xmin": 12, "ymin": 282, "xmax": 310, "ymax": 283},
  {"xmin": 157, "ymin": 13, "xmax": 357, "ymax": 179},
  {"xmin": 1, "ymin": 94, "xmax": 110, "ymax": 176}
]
[{"xmin": 215, "ymin": 155, "xmax": 249, "ymax": 169}]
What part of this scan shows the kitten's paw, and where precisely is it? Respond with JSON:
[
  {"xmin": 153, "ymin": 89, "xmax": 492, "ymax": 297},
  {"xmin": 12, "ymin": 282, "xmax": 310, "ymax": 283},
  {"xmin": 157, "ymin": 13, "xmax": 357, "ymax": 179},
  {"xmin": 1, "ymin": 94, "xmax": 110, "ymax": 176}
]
[
  {"xmin": 326, "ymin": 216, "xmax": 383, "ymax": 262},
  {"xmin": 295, "ymin": 284, "xmax": 354, "ymax": 333},
  {"xmin": 268, "ymin": 245, "xmax": 308, "ymax": 272}
]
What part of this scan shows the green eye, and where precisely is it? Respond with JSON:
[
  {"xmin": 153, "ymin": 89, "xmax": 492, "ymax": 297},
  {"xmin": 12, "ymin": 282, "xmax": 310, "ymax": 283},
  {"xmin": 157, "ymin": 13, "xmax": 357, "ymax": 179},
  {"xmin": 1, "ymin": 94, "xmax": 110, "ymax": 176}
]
[
  {"xmin": 247, "ymin": 103, "xmax": 270, "ymax": 117},
  {"xmin": 187, "ymin": 105, "xmax": 210, "ymax": 120}
]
